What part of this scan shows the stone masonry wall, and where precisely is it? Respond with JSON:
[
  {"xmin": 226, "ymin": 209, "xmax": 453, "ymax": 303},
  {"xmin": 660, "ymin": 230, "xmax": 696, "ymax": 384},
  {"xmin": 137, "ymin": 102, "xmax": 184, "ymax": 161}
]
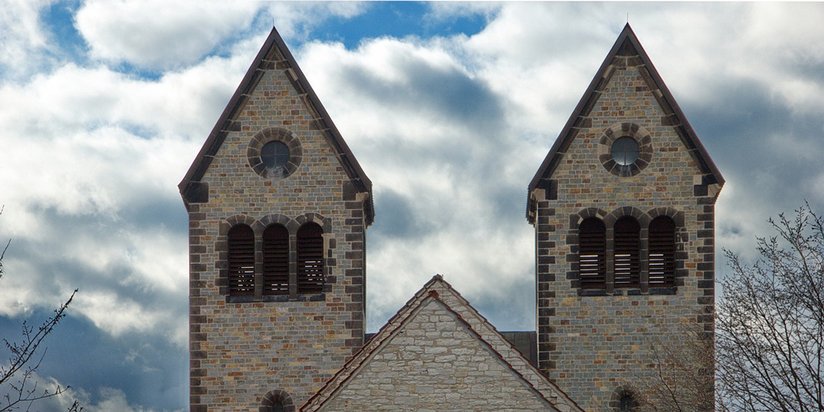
[
  {"xmin": 188, "ymin": 50, "xmax": 367, "ymax": 411},
  {"xmin": 533, "ymin": 52, "xmax": 717, "ymax": 411},
  {"xmin": 320, "ymin": 299, "xmax": 554, "ymax": 411}
]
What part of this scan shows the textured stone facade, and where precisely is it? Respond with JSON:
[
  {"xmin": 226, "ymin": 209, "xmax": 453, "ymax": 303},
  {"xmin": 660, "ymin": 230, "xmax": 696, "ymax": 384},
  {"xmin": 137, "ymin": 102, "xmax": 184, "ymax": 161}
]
[
  {"xmin": 528, "ymin": 28, "xmax": 722, "ymax": 411},
  {"xmin": 319, "ymin": 299, "xmax": 552, "ymax": 411},
  {"xmin": 303, "ymin": 277, "xmax": 582, "ymax": 412},
  {"xmin": 182, "ymin": 23, "xmax": 725, "ymax": 412},
  {"xmin": 182, "ymin": 32, "xmax": 370, "ymax": 411}
]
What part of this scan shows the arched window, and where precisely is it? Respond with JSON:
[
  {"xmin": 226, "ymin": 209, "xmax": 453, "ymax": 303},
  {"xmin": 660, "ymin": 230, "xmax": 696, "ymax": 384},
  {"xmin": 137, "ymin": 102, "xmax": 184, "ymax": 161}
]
[
  {"xmin": 618, "ymin": 392, "xmax": 639, "ymax": 411},
  {"xmin": 613, "ymin": 217, "xmax": 640, "ymax": 287},
  {"xmin": 579, "ymin": 218, "xmax": 606, "ymax": 288},
  {"xmin": 261, "ymin": 389, "xmax": 294, "ymax": 412},
  {"xmin": 649, "ymin": 216, "xmax": 676, "ymax": 287},
  {"xmin": 297, "ymin": 223, "xmax": 324, "ymax": 294},
  {"xmin": 263, "ymin": 224, "xmax": 289, "ymax": 295},
  {"xmin": 227, "ymin": 224, "xmax": 255, "ymax": 296}
]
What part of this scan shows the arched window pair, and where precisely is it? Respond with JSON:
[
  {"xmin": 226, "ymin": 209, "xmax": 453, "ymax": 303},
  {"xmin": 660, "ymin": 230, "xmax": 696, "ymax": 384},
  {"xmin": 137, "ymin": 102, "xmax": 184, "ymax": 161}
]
[
  {"xmin": 579, "ymin": 216, "xmax": 675, "ymax": 289},
  {"xmin": 227, "ymin": 222, "xmax": 324, "ymax": 297}
]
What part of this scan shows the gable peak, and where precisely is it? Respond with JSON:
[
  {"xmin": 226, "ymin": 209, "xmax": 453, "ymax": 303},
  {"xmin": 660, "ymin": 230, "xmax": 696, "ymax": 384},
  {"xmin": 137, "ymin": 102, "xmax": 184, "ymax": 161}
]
[
  {"xmin": 178, "ymin": 25, "xmax": 374, "ymax": 224},
  {"xmin": 526, "ymin": 24, "xmax": 724, "ymax": 222}
]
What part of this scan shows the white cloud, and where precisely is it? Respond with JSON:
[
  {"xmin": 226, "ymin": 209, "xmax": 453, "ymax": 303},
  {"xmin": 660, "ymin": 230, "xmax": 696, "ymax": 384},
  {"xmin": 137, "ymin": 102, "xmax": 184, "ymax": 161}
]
[
  {"xmin": 75, "ymin": 0, "xmax": 261, "ymax": 69},
  {"xmin": 0, "ymin": 0, "xmax": 56, "ymax": 78},
  {"xmin": 0, "ymin": 26, "xmax": 264, "ymax": 348},
  {"xmin": 266, "ymin": 1, "xmax": 368, "ymax": 41},
  {"xmin": 55, "ymin": 386, "xmax": 151, "ymax": 412},
  {"xmin": 1, "ymin": 2, "xmax": 824, "ymax": 409}
]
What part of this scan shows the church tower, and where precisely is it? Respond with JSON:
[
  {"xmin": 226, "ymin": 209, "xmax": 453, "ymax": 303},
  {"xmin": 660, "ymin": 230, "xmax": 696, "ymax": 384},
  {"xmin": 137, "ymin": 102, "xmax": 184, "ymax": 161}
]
[
  {"xmin": 180, "ymin": 27, "xmax": 373, "ymax": 411},
  {"xmin": 527, "ymin": 25, "xmax": 723, "ymax": 410}
]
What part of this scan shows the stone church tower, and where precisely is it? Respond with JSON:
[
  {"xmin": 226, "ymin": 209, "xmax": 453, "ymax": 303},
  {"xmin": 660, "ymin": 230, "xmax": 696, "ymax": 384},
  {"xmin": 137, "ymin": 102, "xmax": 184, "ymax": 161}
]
[
  {"xmin": 180, "ymin": 22, "xmax": 724, "ymax": 412},
  {"xmin": 527, "ymin": 24, "xmax": 723, "ymax": 410},
  {"xmin": 179, "ymin": 27, "xmax": 373, "ymax": 411}
]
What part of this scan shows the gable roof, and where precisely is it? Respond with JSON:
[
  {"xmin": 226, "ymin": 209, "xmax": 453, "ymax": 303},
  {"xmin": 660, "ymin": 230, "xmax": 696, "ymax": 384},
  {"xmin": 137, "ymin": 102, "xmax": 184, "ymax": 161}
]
[
  {"xmin": 301, "ymin": 275, "xmax": 583, "ymax": 412},
  {"xmin": 178, "ymin": 26, "xmax": 374, "ymax": 224},
  {"xmin": 527, "ymin": 23, "xmax": 724, "ymax": 220}
]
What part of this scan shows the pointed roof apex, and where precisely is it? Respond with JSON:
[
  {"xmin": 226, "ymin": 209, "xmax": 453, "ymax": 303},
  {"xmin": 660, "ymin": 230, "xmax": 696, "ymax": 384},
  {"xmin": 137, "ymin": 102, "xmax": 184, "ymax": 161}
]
[
  {"xmin": 179, "ymin": 26, "xmax": 374, "ymax": 224},
  {"xmin": 527, "ymin": 24, "xmax": 724, "ymax": 219},
  {"xmin": 302, "ymin": 275, "xmax": 583, "ymax": 411}
]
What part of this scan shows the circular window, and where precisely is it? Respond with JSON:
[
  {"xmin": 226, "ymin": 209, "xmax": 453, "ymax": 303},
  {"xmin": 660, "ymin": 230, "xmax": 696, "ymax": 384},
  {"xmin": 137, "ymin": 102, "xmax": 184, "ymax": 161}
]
[
  {"xmin": 598, "ymin": 123, "xmax": 652, "ymax": 177},
  {"xmin": 611, "ymin": 137, "xmax": 639, "ymax": 166},
  {"xmin": 248, "ymin": 128, "xmax": 302, "ymax": 179},
  {"xmin": 261, "ymin": 141, "xmax": 290, "ymax": 170}
]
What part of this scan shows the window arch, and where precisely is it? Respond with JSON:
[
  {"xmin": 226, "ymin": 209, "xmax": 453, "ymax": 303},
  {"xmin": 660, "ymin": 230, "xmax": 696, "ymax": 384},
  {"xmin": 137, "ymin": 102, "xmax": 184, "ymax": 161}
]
[
  {"xmin": 263, "ymin": 224, "xmax": 289, "ymax": 295},
  {"xmin": 297, "ymin": 222, "xmax": 324, "ymax": 294},
  {"xmin": 261, "ymin": 389, "xmax": 294, "ymax": 412},
  {"xmin": 579, "ymin": 218, "xmax": 606, "ymax": 289},
  {"xmin": 227, "ymin": 224, "xmax": 255, "ymax": 296},
  {"xmin": 613, "ymin": 216, "xmax": 640, "ymax": 288},
  {"xmin": 649, "ymin": 216, "xmax": 676, "ymax": 287}
]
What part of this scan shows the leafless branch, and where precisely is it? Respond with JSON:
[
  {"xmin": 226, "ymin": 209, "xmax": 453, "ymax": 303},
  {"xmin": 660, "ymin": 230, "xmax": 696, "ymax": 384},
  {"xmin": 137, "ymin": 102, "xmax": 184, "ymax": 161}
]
[{"xmin": 717, "ymin": 203, "xmax": 824, "ymax": 411}]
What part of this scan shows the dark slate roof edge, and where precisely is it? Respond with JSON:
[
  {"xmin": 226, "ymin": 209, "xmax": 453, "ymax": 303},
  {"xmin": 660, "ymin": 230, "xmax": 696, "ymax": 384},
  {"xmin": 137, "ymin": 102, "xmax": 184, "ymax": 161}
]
[
  {"xmin": 178, "ymin": 26, "xmax": 374, "ymax": 224},
  {"xmin": 526, "ymin": 23, "xmax": 725, "ymax": 221}
]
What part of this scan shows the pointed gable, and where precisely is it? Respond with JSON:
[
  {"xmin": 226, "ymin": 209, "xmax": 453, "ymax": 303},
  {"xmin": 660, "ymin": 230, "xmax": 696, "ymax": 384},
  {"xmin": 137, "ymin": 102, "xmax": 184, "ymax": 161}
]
[
  {"xmin": 178, "ymin": 26, "xmax": 373, "ymax": 224},
  {"xmin": 527, "ymin": 24, "xmax": 723, "ymax": 222},
  {"xmin": 302, "ymin": 276, "xmax": 583, "ymax": 412}
]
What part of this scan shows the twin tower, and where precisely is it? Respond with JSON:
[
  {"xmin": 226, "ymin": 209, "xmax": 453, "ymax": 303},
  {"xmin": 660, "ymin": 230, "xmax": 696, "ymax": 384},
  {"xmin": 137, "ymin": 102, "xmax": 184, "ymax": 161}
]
[{"xmin": 180, "ymin": 24, "xmax": 722, "ymax": 411}]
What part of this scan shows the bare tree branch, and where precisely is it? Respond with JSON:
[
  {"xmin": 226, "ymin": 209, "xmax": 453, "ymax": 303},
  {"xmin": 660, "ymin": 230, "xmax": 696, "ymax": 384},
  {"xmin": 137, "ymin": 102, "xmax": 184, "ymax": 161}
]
[
  {"xmin": 717, "ymin": 204, "xmax": 824, "ymax": 411},
  {"xmin": 0, "ymin": 207, "xmax": 81, "ymax": 411}
]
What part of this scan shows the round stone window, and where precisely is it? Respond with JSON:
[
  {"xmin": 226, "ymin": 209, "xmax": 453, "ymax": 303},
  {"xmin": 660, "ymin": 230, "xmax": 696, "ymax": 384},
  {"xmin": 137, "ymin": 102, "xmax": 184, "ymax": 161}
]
[
  {"xmin": 247, "ymin": 128, "xmax": 302, "ymax": 179},
  {"xmin": 598, "ymin": 123, "xmax": 653, "ymax": 177},
  {"xmin": 611, "ymin": 137, "xmax": 640, "ymax": 166}
]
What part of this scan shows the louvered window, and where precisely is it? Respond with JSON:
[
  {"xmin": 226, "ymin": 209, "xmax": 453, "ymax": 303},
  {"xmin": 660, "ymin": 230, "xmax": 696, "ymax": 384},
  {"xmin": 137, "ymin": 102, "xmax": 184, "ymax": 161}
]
[
  {"xmin": 263, "ymin": 224, "xmax": 289, "ymax": 295},
  {"xmin": 297, "ymin": 223, "xmax": 324, "ymax": 294},
  {"xmin": 649, "ymin": 216, "xmax": 676, "ymax": 287},
  {"xmin": 579, "ymin": 218, "xmax": 606, "ymax": 288},
  {"xmin": 614, "ymin": 217, "xmax": 640, "ymax": 288},
  {"xmin": 227, "ymin": 224, "xmax": 255, "ymax": 296}
]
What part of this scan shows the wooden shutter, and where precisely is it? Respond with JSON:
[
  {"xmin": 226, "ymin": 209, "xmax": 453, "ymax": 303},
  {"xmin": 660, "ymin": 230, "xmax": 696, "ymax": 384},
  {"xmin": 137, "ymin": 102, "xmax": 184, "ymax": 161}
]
[
  {"xmin": 614, "ymin": 217, "xmax": 640, "ymax": 288},
  {"xmin": 649, "ymin": 216, "xmax": 676, "ymax": 287},
  {"xmin": 228, "ymin": 225, "xmax": 255, "ymax": 296},
  {"xmin": 297, "ymin": 223, "xmax": 324, "ymax": 294},
  {"xmin": 263, "ymin": 225, "xmax": 289, "ymax": 295},
  {"xmin": 579, "ymin": 218, "xmax": 606, "ymax": 288}
]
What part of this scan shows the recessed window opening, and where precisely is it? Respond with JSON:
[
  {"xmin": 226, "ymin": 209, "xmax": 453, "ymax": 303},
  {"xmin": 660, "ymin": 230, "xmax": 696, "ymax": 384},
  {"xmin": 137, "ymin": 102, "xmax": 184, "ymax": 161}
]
[
  {"xmin": 227, "ymin": 224, "xmax": 255, "ymax": 296},
  {"xmin": 649, "ymin": 216, "xmax": 676, "ymax": 287},
  {"xmin": 613, "ymin": 217, "xmax": 640, "ymax": 287},
  {"xmin": 297, "ymin": 223, "xmax": 324, "ymax": 294},
  {"xmin": 263, "ymin": 224, "xmax": 289, "ymax": 295},
  {"xmin": 611, "ymin": 137, "xmax": 640, "ymax": 166},
  {"xmin": 579, "ymin": 218, "xmax": 606, "ymax": 288}
]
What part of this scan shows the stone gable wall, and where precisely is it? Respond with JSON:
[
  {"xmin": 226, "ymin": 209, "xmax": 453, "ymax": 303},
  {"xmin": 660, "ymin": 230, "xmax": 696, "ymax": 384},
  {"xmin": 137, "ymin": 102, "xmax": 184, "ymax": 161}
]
[
  {"xmin": 533, "ymin": 54, "xmax": 717, "ymax": 411},
  {"xmin": 188, "ymin": 62, "xmax": 367, "ymax": 411},
  {"xmin": 320, "ymin": 299, "xmax": 553, "ymax": 412}
]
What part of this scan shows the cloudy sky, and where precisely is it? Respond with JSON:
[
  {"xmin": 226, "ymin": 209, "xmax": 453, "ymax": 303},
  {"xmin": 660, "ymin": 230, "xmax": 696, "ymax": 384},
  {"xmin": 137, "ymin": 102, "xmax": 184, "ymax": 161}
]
[{"xmin": 1, "ymin": 1, "xmax": 823, "ymax": 410}]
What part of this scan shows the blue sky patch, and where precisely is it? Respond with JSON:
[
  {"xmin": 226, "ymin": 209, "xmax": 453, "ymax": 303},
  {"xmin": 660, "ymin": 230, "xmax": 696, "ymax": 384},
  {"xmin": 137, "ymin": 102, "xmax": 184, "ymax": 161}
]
[
  {"xmin": 42, "ymin": 0, "xmax": 86, "ymax": 62},
  {"xmin": 311, "ymin": 2, "xmax": 488, "ymax": 48}
]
